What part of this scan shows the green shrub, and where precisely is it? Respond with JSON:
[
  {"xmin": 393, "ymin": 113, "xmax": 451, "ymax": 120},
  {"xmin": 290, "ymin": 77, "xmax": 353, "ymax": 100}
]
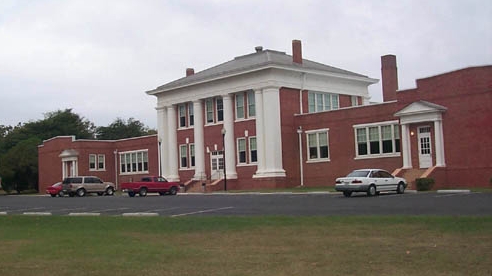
[{"xmin": 416, "ymin": 178, "xmax": 435, "ymax": 191}]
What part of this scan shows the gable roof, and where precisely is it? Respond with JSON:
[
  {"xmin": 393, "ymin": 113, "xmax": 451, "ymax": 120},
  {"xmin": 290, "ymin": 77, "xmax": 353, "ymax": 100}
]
[
  {"xmin": 147, "ymin": 49, "xmax": 370, "ymax": 94},
  {"xmin": 395, "ymin": 100, "xmax": 447, "ymax": 117}
]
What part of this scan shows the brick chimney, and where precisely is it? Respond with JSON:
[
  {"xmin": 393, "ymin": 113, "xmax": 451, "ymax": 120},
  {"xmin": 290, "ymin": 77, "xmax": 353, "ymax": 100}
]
[
  {"xmin": 292, "ymin": 40, "xmax": 302, "ymax": 64},
  {"xmin": 381, "ymin": 55, "xmax": 398, "ymax": 102},
  {"xmin": 186, "ymin": 68, "xmax": 195, "ymax": 77}
]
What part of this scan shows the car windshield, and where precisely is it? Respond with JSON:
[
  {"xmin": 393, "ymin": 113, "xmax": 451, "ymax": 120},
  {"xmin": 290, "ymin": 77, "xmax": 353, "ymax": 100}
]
[{"xmin": 347, "ymin": 170, "xmax": 370, "ymax": 178}]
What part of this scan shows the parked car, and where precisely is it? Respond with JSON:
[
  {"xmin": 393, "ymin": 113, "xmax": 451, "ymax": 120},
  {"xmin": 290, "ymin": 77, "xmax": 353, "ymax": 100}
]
[
  {"xmin": 46, "ymin": 182, "xmax": 63, "ymax": 197},
  {"xmin": 62, "ymin": 176, "xmax": 115, "ymax": 197},
  {"xmin": 121, "ymin": 176, "xmax": 180, "ymax": 197},
  {"xmin": 335, "ymin": 169, "xmax": 407, "ymax": 197}
]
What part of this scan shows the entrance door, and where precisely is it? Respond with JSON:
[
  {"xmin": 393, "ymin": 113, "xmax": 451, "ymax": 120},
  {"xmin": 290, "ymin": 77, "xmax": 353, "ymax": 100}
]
[
  {"xmin": 210, "ymin": 151, "xmax": 224, "ymax": 180},
  {"xmin": 418, "ymin": 126, "xmax": 432, "ymax": 168}
]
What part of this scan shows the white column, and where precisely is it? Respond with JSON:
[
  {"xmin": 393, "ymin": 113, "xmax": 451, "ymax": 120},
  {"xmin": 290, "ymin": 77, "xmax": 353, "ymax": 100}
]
[
  {"xmin": 193, "ymin": 100, "xmax": 206, "ymax": 180},
  {"xmin": 166, "ymin": 105, "xmax": 179, "ymax": 181},
  {"xmin": 434, "ymin": 120, "xmax": 446, "ymax": 167},
  {"xmin": 254, "ymin": 86, "xmax": 285, "ymax": 177},
  {"xmin": 62, "ymin": 162, "xmax": 66, "ymax": 179},
  {"xmin": 222, "ymin": 94, "xmax": 237, "ymax": 179},
  {"xmin": 254, "ymin": 89, "xmax": 266, "ymax": 175},
  {"xmin": 401, "ymin": 124, "xmax": 412, "ymax": 169},
  {"xmin": 157, "ymin": 107, "xmax": 168, "ymax": 177}
]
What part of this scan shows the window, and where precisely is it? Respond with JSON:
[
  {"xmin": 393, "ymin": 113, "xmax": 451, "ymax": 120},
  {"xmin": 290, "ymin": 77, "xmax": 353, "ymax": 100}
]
[
  {"xmin": 236, "ymin": 94, "xmax": 245, "ymax": 119},
  {"xmin": 307, "ymin": 130, "xmax": 329, "ymax": 161},
  {"xmin": 120, "ymin": 150, "xmax": 149, "ymax": 174},
  {"xmin": 190, "ymin": 144, "xmax": 195, "ymax": 167},
  {"xmin": 355, "ymin": 122, "xmax": 401, "ymax": 158},
  {"xmin": 216, "ymin": 98, "xmax": 223, "ymax": 122},
  {"xmin": 308, "ymin": 92, "xmax": 339, "ymax": 113},
  {"xmin": 89, "ymin": 154, "xmax": 96, "ymax": 170},
  {"xmin": 206, "ymin": 99, "xmax": 214, "ymax": 123},
  {"xmin": 356, "ymin": 128, "xmax": 367, "ymax": 155},
  {"xmin": 351, "ymin": 96, "xmax": 359, "ymax": 106},
  {"xmin": 179, "ymin": 104, "xmax": 186, "ymax": 128},
  {"xmin": 180, "ymin": 145, "xmax": 188, "ymax": 168},
  {"xmin": 369, "ymin": 127, "xmax": 380, "ymax": 154},
  {"xmin": 89, "ymin": 154, "xmax": 105, "ymax": 171},
  {"xmin": 249, "ymin": 137, "xmax": 257, "ymax": 163},
  {"xmin": 188, "ymin": 103, "xmax": 194, "ymax": 126},
  {"xmin": 247, "ymin": 91, "xmax": 256, "ymax": 117},
  {"xmin": 97, "ymin": 154, "xmax": 105, "ymax": 170},
  {"xmin": 237, "ymin": 138, "xmax": 246, "ymax": 164}
]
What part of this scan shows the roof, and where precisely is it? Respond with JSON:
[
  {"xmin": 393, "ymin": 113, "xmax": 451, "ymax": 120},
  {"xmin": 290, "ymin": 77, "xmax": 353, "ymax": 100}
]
[
  {"xmin": 394, "ymin": 100, "xmax": 447, "ymax": 117},
  {"xmin": 147, "ymin": 49, "xmax": 370, "ymax": 94}
]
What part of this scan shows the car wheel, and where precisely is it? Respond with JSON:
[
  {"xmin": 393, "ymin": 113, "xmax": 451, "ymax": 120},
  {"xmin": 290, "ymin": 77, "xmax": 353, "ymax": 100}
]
[
  {"xmin": 169, "ymin": 186, "xmax": 178, "ymax": 196},
  {"xmin": 139, "ymin": 187, "xmax": 147, "ymax": 197},
  {"xmin": 58, "ymin": 191, "xmax": 64, "ymax": 197},
  {"xmin": 367, "ymin": 185, "xmax": 377, "ymax": 197},
  {"xmin": 128, "ymin": 191, "xmax": 136, "ymax": 197},
  {"xmin": 105, "ymin": 187, "xmax": 114, "ymax": 196},
  {"xmin": 50, "ymin": 194, "xmax": 57, "ymax": 197},
  {"xmin": 76, "ymin": 188, "xmax": 86, "ymax": 197},
  {"xmin": 343, "ymin": 191, "xmax": 352, "ymax": 197},
  {"xmin": 397, "ymin": 182, "xmax": 405, "ymax": 194}
]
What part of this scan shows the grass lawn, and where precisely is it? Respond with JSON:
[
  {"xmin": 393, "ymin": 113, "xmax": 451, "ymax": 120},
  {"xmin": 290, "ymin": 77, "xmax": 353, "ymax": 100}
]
[{"xmin": 0, "ymin": 216, "xmax": 491, "ymax": 276}]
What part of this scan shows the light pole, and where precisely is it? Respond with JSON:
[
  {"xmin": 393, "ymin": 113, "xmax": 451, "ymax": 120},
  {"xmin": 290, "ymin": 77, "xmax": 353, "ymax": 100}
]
[
  {"xmin": 297, "ymin": 126, "xmax": 304, "ymax": 186},
  {"xmin": 221, "ymin": 127, "xmax": 227, "ymax": 191}
]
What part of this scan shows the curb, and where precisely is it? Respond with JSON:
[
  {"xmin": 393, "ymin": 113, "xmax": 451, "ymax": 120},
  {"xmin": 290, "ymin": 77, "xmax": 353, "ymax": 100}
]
[
  {"xmin": 23, "ymin": 212, "xmax": 52, "ymax": 216},
  {"xmin": 68, "ymin": 213, "xmax": 101, "ymax": 216},
  {"xmin": 437, "ymin": 189, "xmax": 470, "ymax": 194},
  {"xmin": 122, "ymin": 213, "xmax": 159, "ymax": 217}
]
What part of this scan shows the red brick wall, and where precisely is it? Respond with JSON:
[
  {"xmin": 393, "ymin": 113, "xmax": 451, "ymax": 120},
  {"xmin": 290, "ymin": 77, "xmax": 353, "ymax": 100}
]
[
  {"xmin": 294, "ymin": 102, "xmax": 402, "ymax": 187},
  {"xmin": 397, "ymin": 66, "xmax": 492, "ymax": 187},
  {"xmin": 38, "ymin": 135, "xmax": 158, "ymax": 193}
]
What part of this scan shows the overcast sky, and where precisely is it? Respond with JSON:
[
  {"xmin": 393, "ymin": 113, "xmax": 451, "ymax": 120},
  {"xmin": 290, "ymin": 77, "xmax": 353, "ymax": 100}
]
[{"xmin": 1, "ymin": 0, "xmax": 491, "ymax": 129}]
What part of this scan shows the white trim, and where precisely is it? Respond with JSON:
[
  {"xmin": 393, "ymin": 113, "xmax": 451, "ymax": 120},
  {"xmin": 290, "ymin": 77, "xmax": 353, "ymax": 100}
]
[{"xmin": 353, "ymin": 120, "xmax": 399, "ymax": 128}]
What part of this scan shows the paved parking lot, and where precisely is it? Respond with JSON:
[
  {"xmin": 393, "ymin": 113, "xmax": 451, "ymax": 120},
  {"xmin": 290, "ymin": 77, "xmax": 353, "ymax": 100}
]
[{"xmin": 1, "ymin": 191, "xmax": 491, "ymax": 217}]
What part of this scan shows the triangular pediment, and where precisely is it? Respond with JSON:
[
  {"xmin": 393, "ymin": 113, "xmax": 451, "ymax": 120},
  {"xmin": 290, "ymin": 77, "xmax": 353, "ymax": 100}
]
[
  {"xmin": 395, "ymin": 100, "xmax": 447, "ymax": 117},
  {"xmin": 59, "ymin": 149, "xmax": 79, "ymax": 158}
]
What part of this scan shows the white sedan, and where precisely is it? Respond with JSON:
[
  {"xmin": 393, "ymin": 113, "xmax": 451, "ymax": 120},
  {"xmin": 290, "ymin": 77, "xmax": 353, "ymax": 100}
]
[{"xmin": 335, "ymin": 169, "xmax": 407, "ymax": 197}]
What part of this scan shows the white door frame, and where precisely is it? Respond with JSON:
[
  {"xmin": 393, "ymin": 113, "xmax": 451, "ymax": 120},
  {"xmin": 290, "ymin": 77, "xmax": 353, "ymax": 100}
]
[
  {"xmin": 418, "ymin": 126, "xmax": 432, "ymax": 168},
  {"xmin": 210, "ymin": 151, "xmax": 224, "ymax": 180}
]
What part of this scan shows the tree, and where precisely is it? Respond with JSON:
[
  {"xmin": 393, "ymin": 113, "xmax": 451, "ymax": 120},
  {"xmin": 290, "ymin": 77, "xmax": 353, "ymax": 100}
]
[
  {"xmin": 96, "ymin": 118, "xmax": 156, "ymax": 140},
  {"xmin": 0, "ymin": 137, "xmax": 41, "ymax": 193},
  {"xmin": 0, "ymin": 109, "xmax": 96, "ymax": 192}
]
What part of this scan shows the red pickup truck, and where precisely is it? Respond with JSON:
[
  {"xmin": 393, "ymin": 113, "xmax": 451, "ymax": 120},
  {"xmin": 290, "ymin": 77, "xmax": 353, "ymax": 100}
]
[{"xmin": 120, "ymin": 176, "xmax": 180, "ymax": 197}]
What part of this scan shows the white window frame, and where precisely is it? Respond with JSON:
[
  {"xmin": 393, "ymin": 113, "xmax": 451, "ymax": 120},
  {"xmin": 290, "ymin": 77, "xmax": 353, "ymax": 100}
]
[
  {"xmin": 237, "ymin": 138, "xmax": 247, "ymax": 164},
  {"xmin": 89, "ymin": 154, "xmax": 97, "ymax": 170},
  {"xmin": 89, "ymin": 154, "xmax": 105, "ymax": 171},
  {"xmin": 353, "ymin": 121, "xmax": 401, "ymax": 159},
  {"xmin": 216, "ymin": 97, "xmax": 224, "ymax": 122},
  {"xmin": 189, "ymin": 144, "xmax": 195, "ymax": 168},
  {"xmin": 249, "ymin": 136, "xmax": 257, "ymax": 163},
  {"xmin": 305, "ymin": 129, "xmax": 330, "ymax": 162},
  {"xmin": 97, "ymin": 154, "xmax": 105, "ymax": 170},
  {"xmin": 205, "ymin": 98, "xmax": 214, "ymax": 124},
  {"xmin": 308, "ymin": 92, "xmax": 339, "ymax": 113},
  {"xmin": 119, "ymin": 150, "xmax": 149, "ymax": 175},
  {"xmin": 178, "ymin": 104, "xmax": 186, "ymax": 128},
  {"xmin": 247, "ymin": 90, "xmax": 256, "ymax": 118},
  {"xmin": 351, "ymin": 95, "xmax": 359, "ymax": 106},
  {"xmin": 179, "ymin": 144, "xmax": 188, "ymax": 169},
  {"xmin": 188, "ymin": 103, "xmax": 194, "ymax": 126},
  {"xmin": 236, "ymin": 93, "xmax": 245, "ymax": 119}
]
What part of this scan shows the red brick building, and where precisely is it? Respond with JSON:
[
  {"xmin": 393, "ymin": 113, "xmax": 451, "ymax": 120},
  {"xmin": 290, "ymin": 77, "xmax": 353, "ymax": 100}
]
[
  {"xmin": 38, "ymin": 135, "xmax": 159, "ymax": 192},
  {"xmin": 38, "ymin": 40, "xmax": 492, "ymax": 192}
]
